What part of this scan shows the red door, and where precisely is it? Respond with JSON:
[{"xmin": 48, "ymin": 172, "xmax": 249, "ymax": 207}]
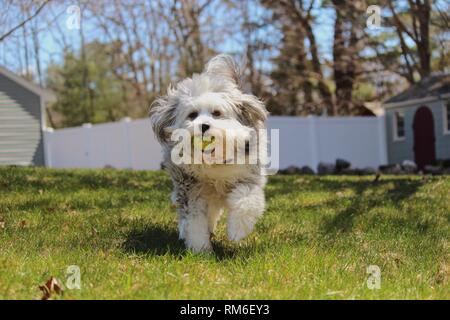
[{"xmin": 413, "ymin": 106, "xmax": 436, "ymax": 170}]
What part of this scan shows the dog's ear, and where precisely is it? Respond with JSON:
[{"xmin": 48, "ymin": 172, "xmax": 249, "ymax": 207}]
[
  {"xmin": 149, "ymin": 94, "xmax": 177, "ymax": 143},
  {"xmin": 238, "ymin": 94, "xmax": 268, "ymax": 129},
  {"xmin": 205, "ymin": 55, "xmax": 267, "ymax": 128},
  {"xmin": 205, "ymin": 54, "xmax": 242, "ymax": 88}
]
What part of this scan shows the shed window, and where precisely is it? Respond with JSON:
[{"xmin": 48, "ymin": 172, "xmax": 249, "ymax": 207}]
[
  {"xmin": 444, "ymin": 101, "xmax": 450, "ymax": 134},
  {"xmin": 394, "ymin": 111, "xmax": 405, "ymax": 141}
]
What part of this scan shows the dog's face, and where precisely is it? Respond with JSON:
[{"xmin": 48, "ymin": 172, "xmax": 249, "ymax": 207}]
[
  {"xmin": 149, "ymin": 54, "xmax": 268, "ymax": 172},
  {"xmin": 150, "ymin": 54, "xmax": 267, "ymax": 141},
  {"xmin": 172, "ymin": 91, "xmax": 245, "ymax": 140}
]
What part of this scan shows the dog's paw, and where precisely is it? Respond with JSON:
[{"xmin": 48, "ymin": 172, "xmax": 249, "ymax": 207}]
[
  {"xmin": 183, "ymin": 217, "xmax": 213, "ymax": 253},
  {"xmin": 227, "ymin": 213, "xmax": 257, "ymax": 242},
  {"xmin": 178, "ymin": 218, "xmax": 186, "ymax": 240},
  {"xmin": 185, "ymin": 238, "xmax": 213, "ymax": 253}
]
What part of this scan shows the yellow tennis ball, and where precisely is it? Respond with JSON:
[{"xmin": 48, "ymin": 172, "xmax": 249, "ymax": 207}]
[
  {"xmin": 203, "ymin": 136, "xmax": 215, "ymax": 150},
  {"xmin": 191, "ymin": 136, "xmax": 215, "ymax": 151}
]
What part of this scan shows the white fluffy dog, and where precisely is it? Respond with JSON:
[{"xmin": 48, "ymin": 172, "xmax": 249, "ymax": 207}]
[{"xmin": 149, "ymin": 54, "xmax": 268, "ymax": 252}]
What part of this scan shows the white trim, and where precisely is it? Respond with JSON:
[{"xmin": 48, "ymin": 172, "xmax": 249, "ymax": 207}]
[
  {"xmin": 384, "ymin": 96, "xmax": 438, "ymax": 109},
  {"xmin": 393, "ymin": 111, "xmax": 406, "ymax": 142},
  {"xmin": 40, "ymin": 96, "xmax": 47, "ymax": 130},
  {"xmin": 40, "ymin": 97, "xmax": 48, "ymax": 166},
  {"xmin": 43, "ymin": 128, "xmax": 54, "ymax": 167},
  {"xmin": 378, "ymin": 115, "xmax": 388, "ymax": 164},
  {"xmin": 443, "ymin": 101, "xmax": 450, "ymax": 135}
]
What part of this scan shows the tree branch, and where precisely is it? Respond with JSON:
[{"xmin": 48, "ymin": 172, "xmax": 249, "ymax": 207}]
[{"xmin": 0, "ymin": 0, "xmax": 51, "ymax": 42}]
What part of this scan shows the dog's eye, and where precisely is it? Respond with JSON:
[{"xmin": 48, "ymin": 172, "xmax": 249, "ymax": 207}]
[
  {"xmin": 212, "ymin": 110, "xmax": 221, "ymax": 117},
  {"xmin": 187, "ymin": 111, "xmax": 198, "ymax": 120}
]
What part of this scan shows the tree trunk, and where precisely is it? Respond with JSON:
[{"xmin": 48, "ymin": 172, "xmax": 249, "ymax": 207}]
[
  {"xmin": 417, "ymin": 0, "xmax": 431, "ymax": 77},
  {"xmin": 332, "ymin": 0, "xmax": 361, "ymax": 115}
]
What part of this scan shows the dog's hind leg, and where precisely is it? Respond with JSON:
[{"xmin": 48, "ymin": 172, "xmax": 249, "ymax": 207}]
[
  {"xmin": 226, "ymin": 184, "xmax": 265, "ymax": 242},
  {"xmin": 207, "ymin": 205, "xmax": 223, "ymax": 235}
]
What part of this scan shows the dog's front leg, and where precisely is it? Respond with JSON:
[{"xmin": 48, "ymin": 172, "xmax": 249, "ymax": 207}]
[
  {"xmin": 226, "ymin": 183, "xmax": 265, "ymax": 242},
  {"xmin": 178, "ymin": 197, "xmax": 212, "ymax": 253}
]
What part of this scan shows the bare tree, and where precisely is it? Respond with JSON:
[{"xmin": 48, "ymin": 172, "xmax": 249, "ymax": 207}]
[
  {"xmin": 331, "ymin": 0, "xmax": 366, "ymax": 115},
  {"xmin": 389, "ymin": 0, "xmax": 432, "ymax": 79},
  {"xmin": 0, "ymin": 0, "xmax": 51, "ymax": 42},
  {"xmin": 262, "ymin": 0, "xmax": 336, "ymax": 115}
]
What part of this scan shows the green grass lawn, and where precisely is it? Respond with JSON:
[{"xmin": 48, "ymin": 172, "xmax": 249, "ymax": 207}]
[{"xmin": 0, "ymin": 166, "xmax": 449, "ymax": 299}]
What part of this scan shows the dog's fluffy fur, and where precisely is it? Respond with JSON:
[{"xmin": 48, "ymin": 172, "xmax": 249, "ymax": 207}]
[{"xmin": 149, "ymin": 54, "xmax": 268, "ymax": 252}]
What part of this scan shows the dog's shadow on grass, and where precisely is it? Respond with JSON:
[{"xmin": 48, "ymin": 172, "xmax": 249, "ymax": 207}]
[
  {"xmin": 122, "ymin": 225, "xmax": 186, "ymax": 256},
  {"xmin": 122, "ymin": 224, "xmax": 257, "ymax": 260}
]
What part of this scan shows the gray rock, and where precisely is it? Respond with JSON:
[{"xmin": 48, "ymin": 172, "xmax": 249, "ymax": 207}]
[
  {"xmin": 424, "ymin": 165, "xmax": 443, "ymax": 175},
  {"xmin": 339, "ymin": 167, "xmax": 377, "ymax": 175},
  {"xmin": 335, "ymin": 158, "xmax": 351, "ymax": 172},
  {"xmin": 442, "ymin": 159, "xmax": 450, "ymax": 168},
  {"xmin": 340, "ymin": 168, "xmax": 360, "ymax": 175},
  {"xmin": 379, "ymin": 164, "xmax": 403, "ymax": 175},
  {"xmin": 318, "ymin": 162, "xmax": 336, "ymax": 175},
  {"xmin": 279, "ymin": 165, "xmax": 302, "ymax": 175},
  {"xmin": 402, "ymin": 160, "xmax": 418, "ymax": 174},
  {"xmin": 287, "ymin": 165, "xmax": 302, "ymax": 174},
  {"xmin": 301, "ymin": 166, "xmax": 315, "ymax": 175},
  {"xmin": 361, "ymin": 167, "xmax": 377, "ymax": 175},
  {"xmin": 300, "ymin": 165, "xmax": 315, "ymax": 175}
]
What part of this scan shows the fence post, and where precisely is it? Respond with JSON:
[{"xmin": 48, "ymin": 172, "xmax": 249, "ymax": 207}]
[
  {"xmin": 83, "ymin": 123, "xmax": 92, "ymax": 167},
  {"xmin": 43, "ymin": 128, "xmax": 54, "ymax": 168},
  {"xmin": 122, "ymin": 117, "xmax": 133, "ymax": 169},
  {"xmin": 308, "ymin": 115, "xmax": 319, "ymax": 172}
]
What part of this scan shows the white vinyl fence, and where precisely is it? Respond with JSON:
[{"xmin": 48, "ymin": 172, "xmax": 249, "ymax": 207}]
[{"xmin": 43, "ymin": 116, "xmax": 388, "ymax": 172}]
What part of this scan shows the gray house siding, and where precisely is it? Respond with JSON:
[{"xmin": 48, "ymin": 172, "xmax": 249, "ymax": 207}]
[
  {"xmin": 434, "ymin": 100, "xmax": 450, "ymax": 158},
  {"xmin": 0, "ymin": 73, "xmax": 44, "ymax": 166},
  {"xmin": 385, "ymin": 99, "xmax": 450, "ymax": 164}
]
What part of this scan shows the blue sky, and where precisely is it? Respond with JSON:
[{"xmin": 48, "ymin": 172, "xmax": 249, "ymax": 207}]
[
  {"xmin": 3, "ymin": 0, "xmax": 447, "ymax": 79},
  {"xmin": 28, "ymin": 1, "xmax": 336, "ymax": 76}
]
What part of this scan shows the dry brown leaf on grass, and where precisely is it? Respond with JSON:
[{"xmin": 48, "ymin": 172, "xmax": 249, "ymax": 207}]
[
  {"xmin": 38, "ymin": 277, "xmax": 64, "ymax": 300},
  {"xmin": 19, "ymin": 220, "xmax": 26, "ymax": 228}
]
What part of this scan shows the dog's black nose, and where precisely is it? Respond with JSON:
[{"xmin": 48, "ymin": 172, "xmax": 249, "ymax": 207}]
[{"xmin": 201, "ymin": 124, "xmax": 210, "ymax": 133}]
